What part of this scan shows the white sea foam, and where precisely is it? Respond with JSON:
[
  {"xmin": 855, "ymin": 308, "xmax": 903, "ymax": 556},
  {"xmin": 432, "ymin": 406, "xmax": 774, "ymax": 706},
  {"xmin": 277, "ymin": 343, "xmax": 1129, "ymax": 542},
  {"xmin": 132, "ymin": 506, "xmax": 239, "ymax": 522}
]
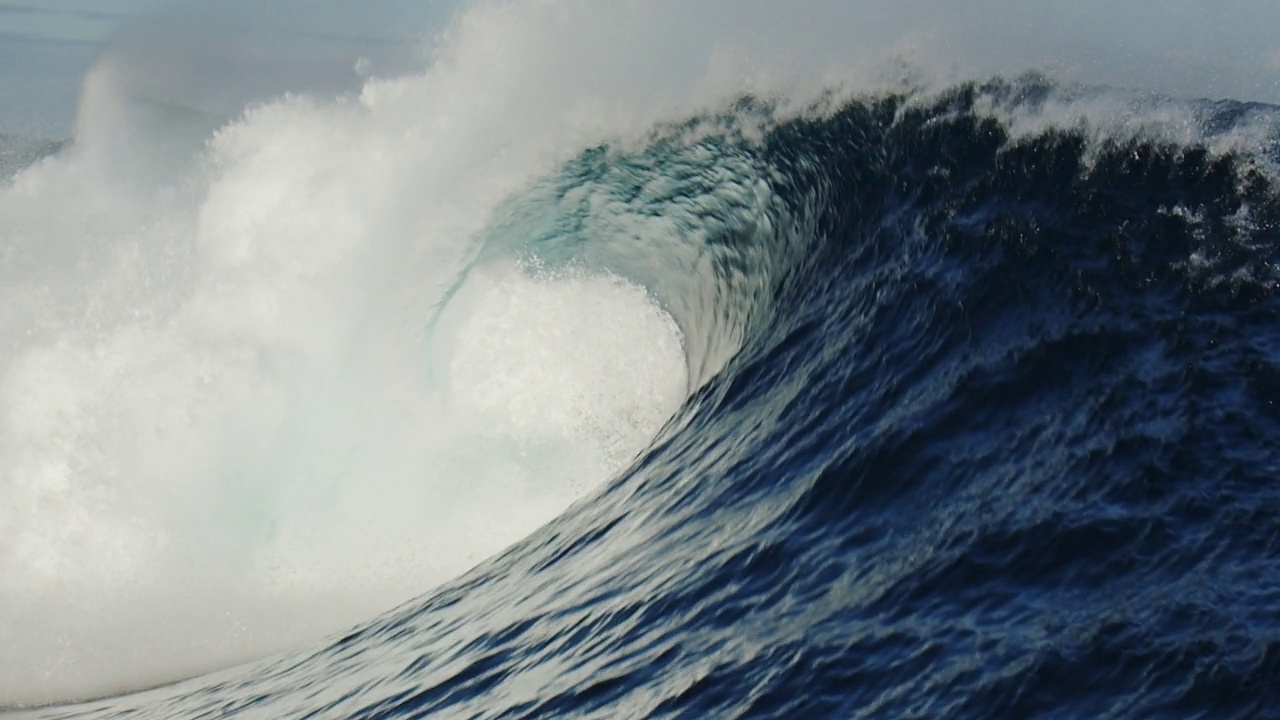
[{"xmin": 0, "ymin": 1, "xmax": 715, "ymax": 703}]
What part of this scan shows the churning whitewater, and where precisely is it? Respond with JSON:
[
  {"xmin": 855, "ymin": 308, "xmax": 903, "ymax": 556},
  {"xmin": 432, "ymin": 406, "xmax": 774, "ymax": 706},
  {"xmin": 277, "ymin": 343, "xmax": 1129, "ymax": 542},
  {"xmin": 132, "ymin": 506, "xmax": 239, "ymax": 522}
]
[{"xmin": 2, "ymin": 1, "xmax": 1280, "ymax": 718}]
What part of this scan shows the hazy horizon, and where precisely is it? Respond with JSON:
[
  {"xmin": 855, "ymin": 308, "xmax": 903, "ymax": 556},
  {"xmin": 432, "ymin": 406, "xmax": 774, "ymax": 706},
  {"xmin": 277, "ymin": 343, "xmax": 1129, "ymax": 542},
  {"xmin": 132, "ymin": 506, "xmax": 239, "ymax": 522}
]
[{"xmin": 3, "ymin": 1, "xmax": 1280, "ymax": 139}]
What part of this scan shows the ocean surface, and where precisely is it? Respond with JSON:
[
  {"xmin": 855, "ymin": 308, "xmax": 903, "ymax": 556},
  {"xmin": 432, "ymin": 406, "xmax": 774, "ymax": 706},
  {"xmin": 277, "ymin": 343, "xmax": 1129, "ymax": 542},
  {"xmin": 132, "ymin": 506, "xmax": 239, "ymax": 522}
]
[{"xmin": 2, "ymin": 3, "xmax": 1279, "ymax": 719}]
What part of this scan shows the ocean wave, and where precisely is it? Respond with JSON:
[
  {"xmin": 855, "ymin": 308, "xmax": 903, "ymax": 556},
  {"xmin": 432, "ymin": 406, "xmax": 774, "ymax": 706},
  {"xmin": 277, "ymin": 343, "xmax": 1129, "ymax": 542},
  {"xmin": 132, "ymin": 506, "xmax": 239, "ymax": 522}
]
[{"xmin": 3, "ymin": 1, "xmax": 1280, "ymax": 716}]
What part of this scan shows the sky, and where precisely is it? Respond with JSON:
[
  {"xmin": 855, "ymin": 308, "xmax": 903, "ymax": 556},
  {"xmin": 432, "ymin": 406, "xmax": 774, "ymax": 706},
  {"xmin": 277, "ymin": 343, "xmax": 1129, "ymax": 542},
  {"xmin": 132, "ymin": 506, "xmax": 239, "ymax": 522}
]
[
  {"xmin": 0, "ymin": 0, "xmax": 153, "ymax": 42},
  {"xmin": 1, "ymin": 2, "xmax": 1280, "ymax": 140},
  {"xmin": 0, "ymin": 0, "xmax": 444, "ymax": 136},
  {"xmin": 0, "ymin": 1, "xmax": 156, "ymax": 135}
]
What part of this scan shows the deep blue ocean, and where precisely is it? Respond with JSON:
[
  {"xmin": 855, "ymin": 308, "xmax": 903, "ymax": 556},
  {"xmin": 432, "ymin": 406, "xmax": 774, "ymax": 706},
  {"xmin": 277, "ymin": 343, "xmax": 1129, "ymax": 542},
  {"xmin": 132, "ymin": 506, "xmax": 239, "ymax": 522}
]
[{"xmin": 3, "ymin": 4, "xmax": 1280, "ymax": 716}]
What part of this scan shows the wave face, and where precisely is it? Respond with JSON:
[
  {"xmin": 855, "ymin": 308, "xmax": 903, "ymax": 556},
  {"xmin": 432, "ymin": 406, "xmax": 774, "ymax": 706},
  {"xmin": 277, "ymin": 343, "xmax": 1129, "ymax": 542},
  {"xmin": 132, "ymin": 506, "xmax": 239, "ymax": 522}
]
[{"xmin": 5, "ymin": 2, "xmax": 1280, "ymax": 719}]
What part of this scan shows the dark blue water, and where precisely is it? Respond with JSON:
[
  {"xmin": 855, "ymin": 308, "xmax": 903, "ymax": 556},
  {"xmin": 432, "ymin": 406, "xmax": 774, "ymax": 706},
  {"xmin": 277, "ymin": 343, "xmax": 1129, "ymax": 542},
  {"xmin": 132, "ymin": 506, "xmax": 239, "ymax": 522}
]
[{"xmin": 13, "ymin": 77, "xmax": 1280, "ymax": 719}]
